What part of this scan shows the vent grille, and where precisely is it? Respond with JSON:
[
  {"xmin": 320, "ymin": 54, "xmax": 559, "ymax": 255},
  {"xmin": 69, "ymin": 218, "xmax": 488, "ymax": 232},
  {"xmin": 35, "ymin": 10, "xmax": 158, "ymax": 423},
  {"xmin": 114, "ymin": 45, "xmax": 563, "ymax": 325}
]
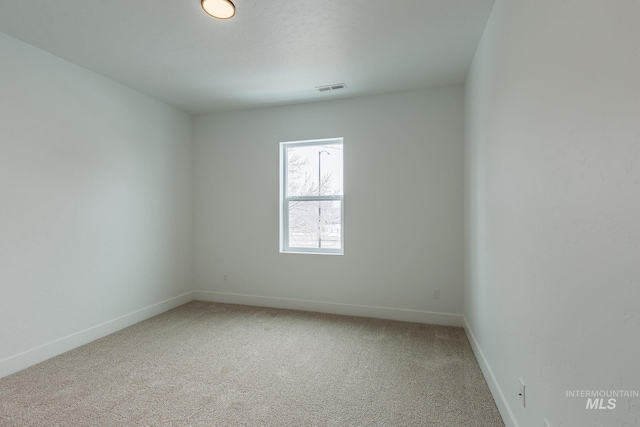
[{"xmin": 317, "ymin": 83, "xmax": 347, "ymax": 92}]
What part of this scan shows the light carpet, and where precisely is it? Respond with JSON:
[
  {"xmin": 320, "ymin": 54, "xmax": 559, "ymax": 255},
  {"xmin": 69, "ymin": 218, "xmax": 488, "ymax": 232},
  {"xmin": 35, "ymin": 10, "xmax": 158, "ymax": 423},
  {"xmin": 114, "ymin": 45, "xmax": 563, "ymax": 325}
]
[{"xmin": 0, "ymin": 301, "xmax": 504, "ymax": 426}]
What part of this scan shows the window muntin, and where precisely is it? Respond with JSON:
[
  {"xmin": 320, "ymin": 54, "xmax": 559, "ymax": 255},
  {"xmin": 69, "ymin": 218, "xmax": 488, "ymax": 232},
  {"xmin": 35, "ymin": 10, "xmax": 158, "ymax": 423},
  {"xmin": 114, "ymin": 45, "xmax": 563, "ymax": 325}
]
[{"xmin": 280, "ymin": 138, "xmax": 343, "ymax": 254}]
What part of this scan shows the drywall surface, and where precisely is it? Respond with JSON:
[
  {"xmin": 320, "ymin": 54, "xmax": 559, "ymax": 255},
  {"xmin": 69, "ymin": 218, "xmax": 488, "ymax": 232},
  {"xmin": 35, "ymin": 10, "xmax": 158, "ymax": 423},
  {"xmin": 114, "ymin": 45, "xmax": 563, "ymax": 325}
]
[
  {"xmin": 465, "ymin": 1, "xmax": 640, "ymax": 426},
  {"xmin": 194, "ymin": 87, "xmax": 464, "ymax": 321},
  {"xmin": 0, "ymin": 34, "xmax": 193, "ymax": 370}
]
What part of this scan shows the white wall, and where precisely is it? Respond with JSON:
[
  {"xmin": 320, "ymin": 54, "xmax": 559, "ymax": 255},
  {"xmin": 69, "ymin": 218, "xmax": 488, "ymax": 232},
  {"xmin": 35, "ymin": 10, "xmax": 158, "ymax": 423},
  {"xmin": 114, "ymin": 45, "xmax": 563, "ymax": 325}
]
[
  {"xmin": 465, "ymin": 1, "xmax": 640, "ymax": 426},
  {"xmin": 0, "ymin": 33, "xmax": 193, "ymax": 376},
  {"xmin": 194, "ymin": 87, "xmax": 465, "ymax": 325}
]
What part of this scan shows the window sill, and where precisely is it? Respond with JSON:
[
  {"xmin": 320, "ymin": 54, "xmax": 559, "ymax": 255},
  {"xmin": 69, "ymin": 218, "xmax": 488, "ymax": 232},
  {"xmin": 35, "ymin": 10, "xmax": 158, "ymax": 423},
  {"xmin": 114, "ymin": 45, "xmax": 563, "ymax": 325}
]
[{"xmin": 280, "ymin": 250, "xmax": 344, "ymax": 256}]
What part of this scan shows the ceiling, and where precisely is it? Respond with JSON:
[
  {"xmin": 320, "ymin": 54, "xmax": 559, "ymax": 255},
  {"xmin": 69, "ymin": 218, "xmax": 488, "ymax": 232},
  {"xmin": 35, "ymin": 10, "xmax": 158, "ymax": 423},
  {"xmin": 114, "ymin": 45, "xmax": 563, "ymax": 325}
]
[{"xmin": 0, "ymin": 0, "xmax": 495, "ymax": 115}]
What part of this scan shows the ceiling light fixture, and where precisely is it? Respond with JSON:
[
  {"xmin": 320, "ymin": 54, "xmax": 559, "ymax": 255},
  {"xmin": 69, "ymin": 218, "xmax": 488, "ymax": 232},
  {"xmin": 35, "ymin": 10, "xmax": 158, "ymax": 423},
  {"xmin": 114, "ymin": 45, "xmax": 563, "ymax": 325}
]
[{"xmin": 201, "ymin": 0, "xmax": 236, "ymax": 20}]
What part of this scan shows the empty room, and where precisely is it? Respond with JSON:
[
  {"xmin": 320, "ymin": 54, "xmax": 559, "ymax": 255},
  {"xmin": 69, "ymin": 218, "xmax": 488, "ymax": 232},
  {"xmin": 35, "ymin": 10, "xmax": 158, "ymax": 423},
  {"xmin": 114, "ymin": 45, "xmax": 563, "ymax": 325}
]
[{"xmin": 0, "ymin": 1, "xmax": 638, "ymax": 426}]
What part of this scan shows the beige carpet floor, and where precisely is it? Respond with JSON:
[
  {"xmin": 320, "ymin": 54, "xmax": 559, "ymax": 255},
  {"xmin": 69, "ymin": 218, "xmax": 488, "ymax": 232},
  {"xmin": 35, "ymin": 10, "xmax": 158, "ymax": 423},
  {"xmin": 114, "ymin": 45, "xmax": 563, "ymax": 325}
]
[{"xmin": 0, "ymin": 301, "xmax": 504, "ymax": 427}]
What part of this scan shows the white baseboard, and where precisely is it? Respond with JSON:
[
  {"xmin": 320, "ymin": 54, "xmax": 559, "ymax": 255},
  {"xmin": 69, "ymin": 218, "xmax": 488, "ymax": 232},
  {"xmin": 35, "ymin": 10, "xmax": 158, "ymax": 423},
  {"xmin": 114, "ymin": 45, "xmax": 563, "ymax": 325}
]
[
  {"xmin": 0, "ymin": 291, "xmax": 194, "ymax": 379},
  {"xmin": 193, "ymin": 290, "xmax": 463, "ymax": 327},
  {"xmin": 0, "ymin": 290, "xmax": 463, "ymax": 380},
  {"xmin": 463, "ymin": 316, "xmax": 518, "ymax": 427}
]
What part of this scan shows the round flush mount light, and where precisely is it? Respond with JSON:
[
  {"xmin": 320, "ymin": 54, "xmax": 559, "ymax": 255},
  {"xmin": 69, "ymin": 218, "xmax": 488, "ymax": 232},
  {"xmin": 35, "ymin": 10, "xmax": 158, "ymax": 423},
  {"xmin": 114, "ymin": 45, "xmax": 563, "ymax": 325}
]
[{"xmin": 201, "ymin": 0, "xmax": 236, "ymax": 20}]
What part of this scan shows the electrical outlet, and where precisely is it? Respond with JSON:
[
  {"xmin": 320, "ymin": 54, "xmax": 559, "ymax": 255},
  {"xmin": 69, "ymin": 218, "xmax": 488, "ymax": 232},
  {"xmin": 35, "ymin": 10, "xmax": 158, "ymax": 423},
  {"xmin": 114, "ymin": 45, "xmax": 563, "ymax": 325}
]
[
  {"xmin": 543, "ymin": 419, "xmax": 550, "ymax": 427},
  {"xmin": 518, "ymin": 379, "xmax": 526, "ymax": 408},
  {"xmin": 223, "ymin": 274, "xmax": 228, "ymax": 283},
  {"xmin": 433, "ymin": 289, "xmax": 440, "ymax": 299}
]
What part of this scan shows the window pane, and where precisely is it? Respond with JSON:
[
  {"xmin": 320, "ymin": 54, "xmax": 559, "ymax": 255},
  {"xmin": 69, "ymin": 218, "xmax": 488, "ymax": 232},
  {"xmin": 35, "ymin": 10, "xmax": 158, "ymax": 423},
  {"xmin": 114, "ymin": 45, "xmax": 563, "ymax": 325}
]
[
  {"xmin": 287, "ymin": 144, "xmax": 343, "ymax": 197},
  {"xmin": 288, "ymin": 200, "xmax": 341, "ymax": 250}
]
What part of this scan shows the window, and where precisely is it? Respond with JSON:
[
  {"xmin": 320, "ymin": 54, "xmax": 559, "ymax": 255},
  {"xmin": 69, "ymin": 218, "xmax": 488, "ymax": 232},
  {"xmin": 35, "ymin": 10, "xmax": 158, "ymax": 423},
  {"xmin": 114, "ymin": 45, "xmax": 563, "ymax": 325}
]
[{"xmin": 280, "ymin": 138, "xmax": 344, "ymax": 254}]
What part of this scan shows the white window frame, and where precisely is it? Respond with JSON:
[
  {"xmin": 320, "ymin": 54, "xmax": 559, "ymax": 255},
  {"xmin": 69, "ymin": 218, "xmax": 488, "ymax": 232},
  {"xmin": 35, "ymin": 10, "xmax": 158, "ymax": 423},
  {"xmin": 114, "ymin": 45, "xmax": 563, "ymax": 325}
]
[{"xmin": 279, "ymin": 137, "xmax": 344, "ymax": 255}]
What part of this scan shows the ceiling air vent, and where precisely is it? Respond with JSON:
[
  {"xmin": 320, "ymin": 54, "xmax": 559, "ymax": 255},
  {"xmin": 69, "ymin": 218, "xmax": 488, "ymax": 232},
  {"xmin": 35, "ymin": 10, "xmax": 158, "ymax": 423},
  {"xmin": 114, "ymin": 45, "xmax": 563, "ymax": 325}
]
[{"xmin": 316, "ymin": 83, "xmax": 347, "ymax": 93}]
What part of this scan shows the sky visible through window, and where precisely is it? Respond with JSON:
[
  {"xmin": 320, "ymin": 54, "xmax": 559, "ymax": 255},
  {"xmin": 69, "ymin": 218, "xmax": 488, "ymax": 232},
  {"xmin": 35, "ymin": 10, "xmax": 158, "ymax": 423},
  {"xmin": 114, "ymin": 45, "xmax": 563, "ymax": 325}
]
[{"xmin": 286, "ymin": 144, "xmax": 343, "ymax": 197}]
